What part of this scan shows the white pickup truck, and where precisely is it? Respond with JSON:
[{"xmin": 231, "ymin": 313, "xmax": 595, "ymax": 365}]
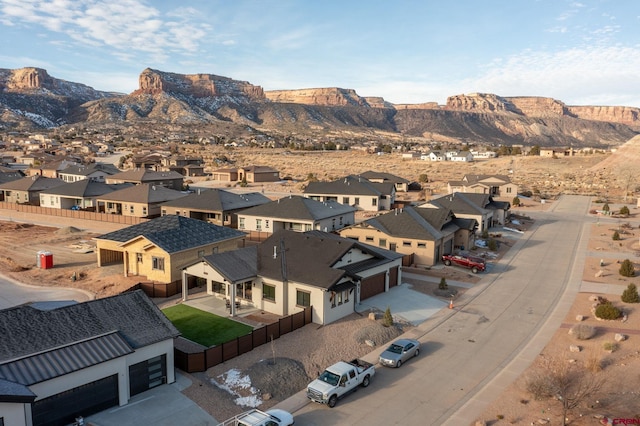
[
  {"xmin": 306, "ymin": 358, "xmax": 375, "ymax": 408},
  {"xmin": 217, "ymin": 408, "xmax": 294, "ymax": 426}
]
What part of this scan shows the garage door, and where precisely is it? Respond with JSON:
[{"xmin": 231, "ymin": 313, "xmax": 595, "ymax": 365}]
[
  {"xmin": 388, "ymin": 267, "xmax": 399, "ymax": 288},
  {"xmin": 360, "ymin": 272, "xmax": 385, "ymax": 300},
  {"xmin": 32, "ymin": 375, "xmax": 118, "ymax": 426}
]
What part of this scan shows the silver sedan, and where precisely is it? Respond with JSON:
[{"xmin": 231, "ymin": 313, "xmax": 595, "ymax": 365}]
[{"xmin": 378, "ymin": 338, "xmax": 420, "ymax": 368}]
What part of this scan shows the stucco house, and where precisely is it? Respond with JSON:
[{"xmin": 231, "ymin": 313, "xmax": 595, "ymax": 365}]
[
  {"xmin": 96, "ymin": 183, "xmax": 188, "ymax": 217},
  {"xmin": 181, "ymin": 230, "xmax": 404, "ymax": 325},
  {"xmin": 303, "ymin": 175, "xmax": 396, "ymax": 212},
  {"xmin": 94, "ymin": 215, "xmax": 246, "ymax": 286},
  {"xmin": 160, "ymin": 188, "xmax": 270, "ymax": 228},
  {"xmin": 359, "ymin": 171, "xmax": 410, "ymax": 192},
  {"xmin": 210, "ymin": 165, "xmax": 280, "ymax": 183},
  {"xmin": 0, "ymin": 175, "xmax": 66, "ymax": 205},
  {"xmin": 0, "ymin": 290, "xmax": 180, "ymax": 426},
  {"xmin": 338, "ymin": 206, "xmax": 478, "ymax": 267},
  {"xmin": 447, "ymin": 174, "xmax": 518, "ymax": 198},
  {"xmin": 105, "ymin": 169, "xmax": 184, "ymax": 191},
  {"xmin": 236, "ymin": 195, "xmax": 357, "ymax": 234},
  {"xmin": 422, "ymin": 192, "xmax": 511, "ymax": 232},
  {"xmin": 57, "ymin": 163, "xmax": 121, "ymax": 183},
  {"xmin": 38, "ymin": 180, "xmax": 132, "ymax": 210}
]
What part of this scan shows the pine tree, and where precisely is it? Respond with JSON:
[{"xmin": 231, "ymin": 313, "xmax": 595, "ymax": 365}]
[{"xmin": 621, "ymin": 283, "xmax": 639, "ymax": 303}]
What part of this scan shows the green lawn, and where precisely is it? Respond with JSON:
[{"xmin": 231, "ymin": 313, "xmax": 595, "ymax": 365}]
[{"xmin": 162, "ymin": 304, "xmax": 253, "ymax": 347}]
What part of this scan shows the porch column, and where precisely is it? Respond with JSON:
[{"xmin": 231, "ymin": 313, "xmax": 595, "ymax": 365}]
[
  {"xmin": 182, "ymin": 269, "xmax": 188, "ymax": 302},
  {"xmin": 385, "ymin": 270, "xmax": 390, "ymax": 292},
  {"xmin": 123, "ymin": 250, "xmax": 128, "ymax": 277},
  {"xmin": 229, "ymin": 281, "xmax": 237, "ymax": 317}
]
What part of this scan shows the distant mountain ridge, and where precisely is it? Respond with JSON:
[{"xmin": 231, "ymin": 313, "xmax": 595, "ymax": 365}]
[{"xmin": 1, "ymin": 67, "xmax": 638, "ymax": 147}]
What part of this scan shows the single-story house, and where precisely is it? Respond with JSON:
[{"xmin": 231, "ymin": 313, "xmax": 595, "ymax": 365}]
[
  {"xmin": 236, "ymin": 195, "xmax": 357, "ymax": 234},
  {"xmin": 338, "ymin": 206, "xmax": 478, "ymax": 267},
  {"xmin": 181, "ymin": 230, "xmax": 404, "ymax": 325},
  {"xmin": 0, "ymin": 175, "xmax": 66, "ymax": 205},
  {"xmin": 160, "ymin": 188, "xmax": 271, "ymax": 228},
  {"xmin": 38, "ymin": 180, "xmax": 132, "ymax": 210},
  {"xmin": 210, "ymin": 165, "xmax": 280, "ymax": 183},
  {"xmin": 57, "ymin": 163, "xmax": 121, "ymax": 183},
  {"xmin": 303, "ymin": 175, "xmax": 396, "ymax": 212},
  {"xmin": 422, "ymin": 192, "xmax": 510, "ymax": 232},
  {"xmin": 96, "ymin": 183, "xmax": 188, "ymax": 217},
  {"xmin": 448, "ymin": 174, "xmax": 518, "ymax": 198},
  {"xmin": 0, "ymin": 290, "xmax": 180, "ymax": 426},
  {"xmin": 359, "ymin": 171, "xmax": 410, "ymax": 192},
  {"xmin": 94, "ymin": 215, "xmax": 246, "ymax": 286},
  {"xmin": 105, "ymin": 169, "xmax": 184, "ymax": 191}
]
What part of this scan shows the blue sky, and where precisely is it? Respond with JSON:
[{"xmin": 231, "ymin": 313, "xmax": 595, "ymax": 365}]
[{"xmin": 1, "ymin": 0, "xmax": 639, "ymax": 107}]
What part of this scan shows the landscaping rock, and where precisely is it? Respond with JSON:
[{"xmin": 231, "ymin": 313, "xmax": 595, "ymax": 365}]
[
  {"xmin": 570, "ymin": 345, "xmax": 581, "ymax": 353},
  {"xmin": 576, "ymin": 315, "xmax": 585, "ymax": 321},
  {"xmin": 614, "ymin": 333, "xmax": 627, "ymax": 342}
]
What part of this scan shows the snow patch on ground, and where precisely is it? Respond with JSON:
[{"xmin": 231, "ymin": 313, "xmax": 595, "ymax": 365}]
[{"xmin": 211, "ymin": 368, "xmax": 262, "ymax": 408}]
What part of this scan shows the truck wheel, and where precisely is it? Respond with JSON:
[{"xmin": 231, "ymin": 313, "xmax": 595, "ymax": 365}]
[
  {"xmin": 362, "ymin": 375, "xmax": 370, "ymax": 387},
  {"xmin": 444, "ymin": 260, "xmax": 451, "ymax": 266},
  {"xmin": 471, "ymin": 267, "xmax": 478, "ymax": 273},
  {"xmin": 328, "ymin": 395, "xmax": 338, "ymax": 408}
]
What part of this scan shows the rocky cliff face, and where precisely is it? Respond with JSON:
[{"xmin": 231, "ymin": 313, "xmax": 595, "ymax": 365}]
[
  {"xmin": 568, "ymin": 105, "xmax": 640, "ymax": 128},
  {"xmin": 265, "ymin": 88, "xmax": 370, "ymax": 107},
  {"xmin": 134, "ymin": 68, "xmax": 265, "ymax": 100}
]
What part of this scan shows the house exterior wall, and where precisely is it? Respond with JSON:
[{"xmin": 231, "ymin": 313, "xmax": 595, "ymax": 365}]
[
  {"xmin": 500, "ymin": 183, "xmax": 518, "ymax": 196},
  {"xmin": 3, "ymin": 189, "xmax": 38, "ymax": 205},
  {"xmin": 0, "ymin": 403, "xmax": 27, "ymax": 426},
  {"xmin": 247, "ymin": 171, "xmax": 280, "ymax": 183},
  {"xmin": 305, "ymin": 193, "xmax": 388, "ymax": 212},
  {"xmin": 338, "ymin": 227, "xmax": 439, "ymax": 267},
  {"xmin": 237, "ymin": 212, "xmax": 355, "ymax": 233},
  {"xmin": 286, "ymin": 281, "xmax": 331, "ymax": 324}
]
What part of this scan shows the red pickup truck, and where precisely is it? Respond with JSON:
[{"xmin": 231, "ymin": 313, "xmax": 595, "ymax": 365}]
[{"xmin": 442, "ymin": 253, "xmax": 486, "ymax": 273}]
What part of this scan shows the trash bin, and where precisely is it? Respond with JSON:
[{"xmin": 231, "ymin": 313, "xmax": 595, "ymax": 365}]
[{"xmin": 38, "ymin": 251, "xmax": 54, "ymax": 269}]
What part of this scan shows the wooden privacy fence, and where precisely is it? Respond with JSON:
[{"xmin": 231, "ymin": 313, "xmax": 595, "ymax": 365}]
[
  {"xmin": 0, "ymin": 201, "xmax": 148, "ymax": 226},
  {"xmin": 174, "ymin": 306, "xmax": 313, "ymax": 373}
]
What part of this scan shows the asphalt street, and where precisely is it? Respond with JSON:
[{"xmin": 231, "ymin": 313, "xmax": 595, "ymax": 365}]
[{"xmin": 286, "ymin": 194, "xmax": 593, "ymax": 425}]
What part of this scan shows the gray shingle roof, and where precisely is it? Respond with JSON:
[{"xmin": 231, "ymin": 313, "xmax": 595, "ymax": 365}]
[
  {"xmin": 95, "ymin": 215, "xmax": 246, "ymax": 253},
  {"xmin": 97, "ymin": 183, "xmax": 188, "ymax": 203},
  {"xmin": 0, "ymin": 378, "xmax": 36, "ymax": 403},
  {"xmin": 201, "ymin": 246, "xmax": 257, "ymax": 283},
  {"xmin": 360, "ymin": 206, "xmax": 452, "ymax": 240},
  {"xmin": 428, "ymin": 193, "xmax": 488, "ymax": 215},
  {"xmin": 303, "ymin": 175, "xmax": 395, "ymax": 197},
  {"xmin": 38, "ymin": 180, "xmax": 131, "ymax": 197},
  {"xmin": 59, "ymin": 163, "xmax": 120, "ymax": 177},
  {"xmin": 161, "ymin": 188, "xmax": 270, "ymax": 211},
  {"xmin": 239, "ymin": 195, "xmax": 356, "ymax": 220},
  {"xmin": 0, "ymin": 290, "xmax": 179, "ymax": 364},
  {"xmin": 0, "ymin": 175, "xmax": 66, "ymax": 191},
  {"xmin": 359, "ymin": 171, "xmax": 409, "ymax": 184},
  {"xmin": 109, "ymin": 169, "xmax": 184, "ymax": 181}
]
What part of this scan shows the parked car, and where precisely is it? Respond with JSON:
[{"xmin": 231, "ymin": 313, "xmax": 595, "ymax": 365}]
[
  {"xmin": 442, "ymin": 252, "xmax": 486, "ymax": 273},
  {"xmin": 378, "ymin": 338, "xmax": 420, "ymax": 368},
  {"xmin": 217, "ymin": 408, "xmax": 294, "ymax": 426}
]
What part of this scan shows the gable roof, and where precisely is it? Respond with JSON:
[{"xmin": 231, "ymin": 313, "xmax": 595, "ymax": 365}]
[
  {"xmin": 239, "ymin": 195, "xmax": 356, "ymax": 221},
  {"xmin": 0, "ymin": 175, "xmax": 66, "ymax": 192},
  {"xmin": 359, "ymin": 171, "xmax": 409, "ymax": 184},
  {"xmin": 427, "ymin": 192, "xmax": 489, "ymax": 215},
  {"xmin": 38, "ymin": 180, "xmax": 131, "ymax": 198},
  {"xmin": 0, "ymin": 169, "xmax": 24, "ymax": 184},
  {"xmin": 201, "ymin": 246, "xmax": 258, "ymax": 284},
  {"xmin": 59, "ymin": 162, "xmax": 120, "ymax": 176},
  {"xmin": 303, "ymin": 175, "xmax": 395, "ymax": 197},
  {"xmin": 161, "ymin": 188, "xmax": 270, "ymax": 211},
  {"xmin": 95, "ymin": 215, "xmax": 246, "ymax": 253},
  {"xmin": 98, "ymin": 183, "xmax": 188, "ymax": 203},
  {"xmin": 356, "ymin": 206, "xmax": 452, "ymax": 241},
  {"xmin": 462, "ymin": 174, "xmax": 511, "ymax": 185},
  {"xmin": 108, "ymin": 169, "xmax": 183, "ymax": 182},
  {"xmin": 0, "ymin": 290, "xmax": 179, "ymax": 364}
]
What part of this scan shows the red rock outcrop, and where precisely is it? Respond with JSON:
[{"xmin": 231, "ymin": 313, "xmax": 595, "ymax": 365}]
[
  {"xmin": 134, "ymin": 68, "xmax": 265, "ymax": 100},
  {"xmin": 568, "ymin": 105, "xmax": 640, "ymax": 128},
  {"xmin": 446, "ymin": 93, "xmax": 518, "ymax": 113},
  {"xmin": 2, "ymin": 67, "xmax": 55, "ymax": 90}
]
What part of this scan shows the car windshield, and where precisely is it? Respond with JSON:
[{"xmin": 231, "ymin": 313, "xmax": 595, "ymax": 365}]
[
  {"xmin": 387, "ymin": 344, "xmax": 403, "ymax": 354},
  {"xmin": 318, "ymin": 370, "xmax": 340, "ymax": 386}
]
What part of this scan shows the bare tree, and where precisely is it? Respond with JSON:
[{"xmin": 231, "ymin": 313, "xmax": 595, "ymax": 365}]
[{"xmin": 526, "ymin": 354, "xmax": 605, "ymax": 426}]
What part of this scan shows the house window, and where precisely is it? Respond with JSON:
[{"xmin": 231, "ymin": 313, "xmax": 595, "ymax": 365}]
[
  {"xmin": 296, "ymin": 290, "xmax": 311, "ymax": 307},
  {"xmin": 265, "ymin": 220, "xmax": 270, "ymax": 229},
  {"xmin": 304, "ymin": 224, "xmax": 312, "ymax": 231},
  {"xmin": 136, "ymin": 253, "xmax": 143, "ymax": 263},
  {"xmin": 142, "ymin": 207, "xmax": 147, "ymax": 216},
  {"xmin": 337, "ymin": 291, "xmax": 343, "ymax": 305},
  {"xmin": 417, "ymin": 242, "xmax": 426, "ymax": 248},
  {"xmin": 49, "ymin": 196, "xmax": 55, "ymax": 206},
  {"xmin": 290, "ymin": 223, "xmax": 302, "ymax": 231},
  {"xmin": 372, "ymin": 198, "xmax": 377, "ymax": 206},
  {"xmin": 342, "ymin": 197, "xmax": 349, "ymax": 204},
  {"xmin": 213, "ymin": 247, "xmax": 218, "ymax": 254},
  {"xmin": 198, "ymin": 250, "xmax": 205, "ymax": 258},
  {"xmin": 256, "ymin": 219, "xmax": 262, "ymax": 231},
  {"xmin": 339, "ymin": 216, "xmax": 343, "ymax": 225},
  {"xmin": 129, "ymin": 205, "xmax": 134, "ymax": 214},
  {"xmin": 402, "ymin": 241, "xmax": 412, "ymax": 247},
  {"xmin": 506, "ymin": 187, "xmax": 512, "ymax": 193},
  {"xmin": 332, "ymin": 218, "xmax": 336, "ymax": 230},
  {"xmin": 239, "ymin": 217, "xmax": 245, "ymax": 229},
  {"xmin": 263, "ymin": 284, "xmax": 275, "ymax": 301},
  {"xmin": 152, "ymin": 256, "xmax": 165, "ymax": 271},
  {"xmin": 379, "ymin": 238, "xmax": 387, "ymax": 248},
  {"xmin": 354, "ymin": 197, "xmax": 360, "ymax": 206},
  {"xmin": 365, "ymin": 236, "xmax": 374, "ymax": 242},
  {"xmin": 162, "ymin": 209, "xmax": 167, "ymax": 216}
]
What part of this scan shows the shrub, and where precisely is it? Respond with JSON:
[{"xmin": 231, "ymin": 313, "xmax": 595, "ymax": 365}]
[
  {"xmin": 612, "ymin": 230, "xmax": 621, "ymax": 241},
  {"xmin": 382, "ymin": 306, "xmax": 394, "ymax": 327},
  {"xmin": 438, "ymin": 277, "xmax": 448, "ymax": 290},
  {"xmin": 487, "ymin": 238, "xmax": 498, "ymax": 251},
  {"xmin": 569, "ymin": 323, "xmax": 596, "ymax": 340},
  {"xmin": 602, "ymin": 203, "xmax": 610, "ymax": 212},
  {"xmin": 512, "ymin": 196, "xmax": 521, "ymax": 207},
  {"xmin": 619, "ymin": 259, "xmax": 635, "ymax": 277},
  {"xmin": 619, "ymin": 205, "xmax": 630, "ymax": 215},
  {"xmin": 621, "ymin": 283, "xmax": 639, "ymax": 303},
  {"xmin": 594, "ymin": 301, "xmax": 622, "ymax": 320},
  {"xmin": 481, "ymin": 229, "xmax": 489, "ymax": 239},
  {"xmin": 603, "ymin": 342, "xmax": 618, "ymax": 352}
]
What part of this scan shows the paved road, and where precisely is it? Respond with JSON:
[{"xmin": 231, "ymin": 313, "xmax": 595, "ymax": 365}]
[
  {"xmin": 0, "ymin": 272, "xmax": 93, "ymax": 309},
  {"xmin": 288, "ymin": 195, "xmax": 592, "ymax": 425}
]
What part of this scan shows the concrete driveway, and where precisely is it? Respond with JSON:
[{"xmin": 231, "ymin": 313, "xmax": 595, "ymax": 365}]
[{"xmin": 0, "ymin": 272, "xmax": 92, "ymax": 309}]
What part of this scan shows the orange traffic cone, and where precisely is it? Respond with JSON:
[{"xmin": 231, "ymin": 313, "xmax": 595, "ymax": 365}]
[{"xmin": 449, "ymin": 299, "xmax": 454, "ymax": 309}]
